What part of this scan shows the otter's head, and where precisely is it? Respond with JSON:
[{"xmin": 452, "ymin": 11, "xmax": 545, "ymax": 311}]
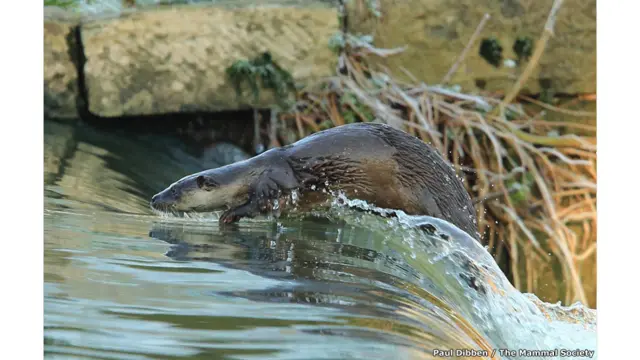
[{"xmin": 150, "ymin": 166, "xmax": 250, "ymax": 214}]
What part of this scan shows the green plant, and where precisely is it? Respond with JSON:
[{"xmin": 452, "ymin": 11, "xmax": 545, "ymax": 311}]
[
  {"xmin": 44, "ymin": 0, "xmax": 77, "ymax": 8},
  {"xmin": 340, "ymin": 92, "xmax": 374, "ymax": 123},
  {"xmin": 479, "ymin": 37, "xmax": 503, "ymax": 68},
  {"xmin": 225, "ymin": 52, "xmax": 296, "ymax": 109},
  {"xmin": 506, "ymin": 173, "xmax": 535, "ymax": 206},
  {"xmin": 513, "ymin": 36, "xmax": 534, "ymax": 63}
]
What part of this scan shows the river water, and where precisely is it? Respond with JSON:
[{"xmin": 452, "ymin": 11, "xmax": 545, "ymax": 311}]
[{"xmin": 44, "ymin": 120, "xmax": 596, "ymax": 359}]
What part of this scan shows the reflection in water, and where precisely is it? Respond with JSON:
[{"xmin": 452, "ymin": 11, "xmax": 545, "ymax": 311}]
[
  {"xmin": 44, "ymin": 120, "xmax": 596, "ymax": 359},
  {"xmin": 149, "ymin": 215, "xmax": 499, "ymax": 350}
]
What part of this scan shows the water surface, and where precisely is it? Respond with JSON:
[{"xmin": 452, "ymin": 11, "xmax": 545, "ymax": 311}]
[{"xmin": 44, "ymin": 120, "xmax": 596, "ymax": 359}]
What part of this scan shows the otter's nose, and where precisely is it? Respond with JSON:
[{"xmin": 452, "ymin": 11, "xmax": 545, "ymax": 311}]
[{"xmin": 150, "ymin": 194, "xmax": 159, "ymax": 208}]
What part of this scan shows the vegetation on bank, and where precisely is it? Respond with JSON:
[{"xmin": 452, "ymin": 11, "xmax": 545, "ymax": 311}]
[{"xmin": 226, "ymin": 52, "xmax": 296, "ymax": 109}]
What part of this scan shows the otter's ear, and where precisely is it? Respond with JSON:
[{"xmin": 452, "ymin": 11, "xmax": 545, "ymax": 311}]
[{"xmin": 196, "ymin": 175, "xmax": 217, "ymax": 190}]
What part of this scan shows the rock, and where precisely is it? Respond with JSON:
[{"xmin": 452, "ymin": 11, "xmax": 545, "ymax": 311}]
[
  {"xmin": 44, "ymin": 8, "xmax": 81, "ymax": 119},
  {"xmin": 347, "ymin": 0, "xmax": 596, "ymax": 94},
  {"xmin": 80, "ymin": 3, "xmax": 339, "ymax": 117}
]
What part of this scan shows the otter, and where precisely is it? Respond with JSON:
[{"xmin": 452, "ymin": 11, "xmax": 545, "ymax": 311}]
[{"xmin": 151, "ymin": 122, "xmax": 479, "ymax": 240}]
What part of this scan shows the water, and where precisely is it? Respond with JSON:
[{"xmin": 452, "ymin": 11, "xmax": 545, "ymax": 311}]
[{"xmin": 44, "ymin": 120, "xmax": 596, "ymax": 359}]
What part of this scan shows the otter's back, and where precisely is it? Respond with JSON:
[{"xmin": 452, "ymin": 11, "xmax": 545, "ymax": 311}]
[
  {"xmin": 284, "ymin": 123, "xmax": 397, "ymax": 161},
  {"xmin": 284, "ymin": 123, "xmax": 479, "ymax": 239}
]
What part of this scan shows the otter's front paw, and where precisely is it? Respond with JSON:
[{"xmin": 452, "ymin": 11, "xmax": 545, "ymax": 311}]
[
  {"xmin": 219, "ymin": 199, "xmax": 265, "ymax": 225},
  {"xmin": 219, "ymin": 209, "xmax": 242, "ymax": 224}
]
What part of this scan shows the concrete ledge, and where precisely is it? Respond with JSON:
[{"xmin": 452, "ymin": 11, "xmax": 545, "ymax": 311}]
[
  {"xmin": 44, "ymin": 14, "xmax": 80, "ymax": 119},
  {"xmin": 81, "ymin": 4, "xmax": 338, "ymax": 117}
]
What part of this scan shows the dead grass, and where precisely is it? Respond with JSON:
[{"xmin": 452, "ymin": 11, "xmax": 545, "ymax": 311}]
[{"xmin": 275, "ymin": 0, "xmax": 595, "ymax": 307}]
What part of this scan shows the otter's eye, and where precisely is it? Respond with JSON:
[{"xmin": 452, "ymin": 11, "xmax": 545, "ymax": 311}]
[
  {"xmin": 197, "ymin": 175, "xmax": 215, "ymax": 189},
  {"xmin": 170, "ymin": 187, "xmax": 177, "ymax": 196},
  {"xmin": 196, "ymin": 176, "xmax": 206, "ymax": 189},
  {"xmin": 196, "ymin": 175, "xmax": 218, "ymax": 190}
]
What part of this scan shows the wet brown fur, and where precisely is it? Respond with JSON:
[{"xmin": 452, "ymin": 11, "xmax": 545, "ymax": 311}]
[{"xmin": 282, "ymin": 124, "xmax": 478, "ymax": 239}]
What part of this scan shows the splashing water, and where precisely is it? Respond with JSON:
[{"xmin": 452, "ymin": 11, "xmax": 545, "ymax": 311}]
[{"xmin": 318, "ymin": 194, "xmax": 597, "ymax": 359}]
